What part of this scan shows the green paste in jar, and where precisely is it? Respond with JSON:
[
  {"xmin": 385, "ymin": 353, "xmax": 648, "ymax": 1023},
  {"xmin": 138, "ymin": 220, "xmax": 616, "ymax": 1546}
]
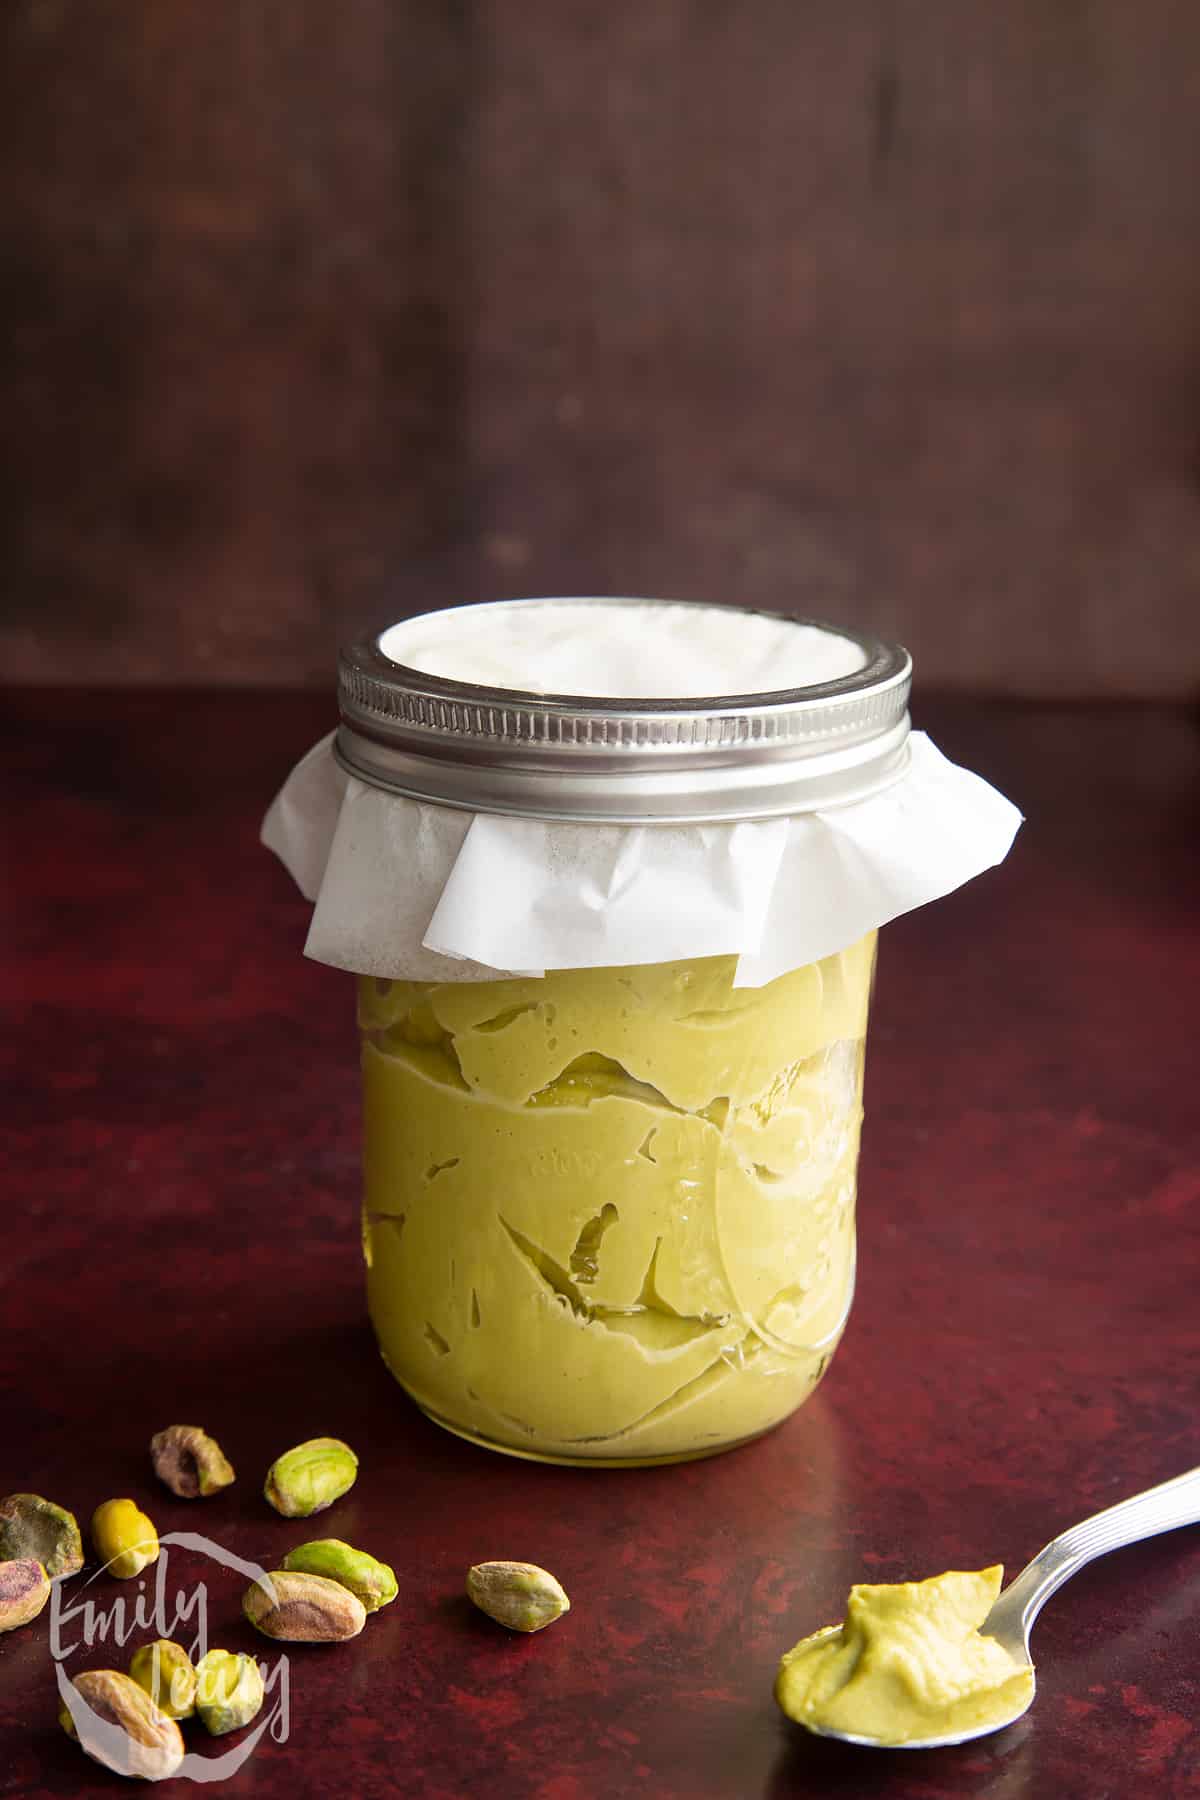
[{"xmin": 358, "ymin": 933, "xmax": 875, "ymax": 1464}]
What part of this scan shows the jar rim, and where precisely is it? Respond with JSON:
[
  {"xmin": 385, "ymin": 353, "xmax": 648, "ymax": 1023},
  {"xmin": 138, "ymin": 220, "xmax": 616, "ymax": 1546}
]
[{"xmin": 336, "ymin": 598, "xmax": 912, "ymax": 823}]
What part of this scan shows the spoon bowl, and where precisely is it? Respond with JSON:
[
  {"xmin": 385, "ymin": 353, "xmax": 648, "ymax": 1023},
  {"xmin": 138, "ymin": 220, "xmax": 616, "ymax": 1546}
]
[{"xmin": 813, "ymin": 1463, "xmax": 1200, "ymax": 1750}]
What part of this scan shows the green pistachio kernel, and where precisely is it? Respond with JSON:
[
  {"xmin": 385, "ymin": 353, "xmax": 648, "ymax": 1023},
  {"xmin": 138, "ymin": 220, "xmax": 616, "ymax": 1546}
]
[
  {"xmin": 0, "ymin": 1493, "xmax": 84, "ymax": 1579},
  {"xmin": 58, "ymin": 1669, "xmax": 185, "ymax": 1781},
  {"xmin": 263, "ymin": 1438, "xmax": 358, "ymax": 1518},
  {"xmin": 280, "ymin": 1538, "xmax": 398, "ymax": 1612},
  {"xmin": 128, "ymin": 1638, "xmax": 197, "ymax": 1720},
  {"xmin": 195, "ymin": 1649, "xmax": 265, "ymax": 1736},
  {"xmin": 243, "ymin": 1570, "xmax": 366, "ymax": 1642},
  {"xmin": 0, "ymin": 1558, "xmax": 50, "ymax": 1632},
  {"xmin": 91, "ymin": 1499, "xmax": 159, "ymax": 1580},
  {"xmin": 149, "ymin": 1425, "xmax": 236, "ymax": 1498},
  {"xmin": 466, "ymin": 1560, "xmax": 571, "ymax": 1633}
]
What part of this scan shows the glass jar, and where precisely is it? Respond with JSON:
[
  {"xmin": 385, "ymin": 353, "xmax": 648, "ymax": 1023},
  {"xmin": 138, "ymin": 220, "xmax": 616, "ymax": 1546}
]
[
  {"xmin": 358, "ymin": 938, "xmax": 875, "ymax": 1464},
  {"xmin": 332, "ymin": 598, "xmax": 913, "ymax": 1464}
]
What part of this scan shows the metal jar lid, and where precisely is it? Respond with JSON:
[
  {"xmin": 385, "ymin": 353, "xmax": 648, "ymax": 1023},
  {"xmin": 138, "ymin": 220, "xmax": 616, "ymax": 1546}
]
[{"xmin": 335, "ymin": 598, "xmax": 912, "ymax": 823}]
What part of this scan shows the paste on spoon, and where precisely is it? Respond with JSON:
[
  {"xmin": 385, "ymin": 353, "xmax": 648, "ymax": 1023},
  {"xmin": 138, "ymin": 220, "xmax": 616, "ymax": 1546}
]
[{"xmin": 775, "ymin": 1567, "xmax": 1035, "ymax": 1746}]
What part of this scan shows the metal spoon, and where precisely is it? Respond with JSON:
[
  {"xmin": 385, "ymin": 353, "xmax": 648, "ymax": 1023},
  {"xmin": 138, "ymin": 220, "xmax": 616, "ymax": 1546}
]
[{"xmin": 823, "ymin": 1463, "xmax": 1200, "ymax": 1749}]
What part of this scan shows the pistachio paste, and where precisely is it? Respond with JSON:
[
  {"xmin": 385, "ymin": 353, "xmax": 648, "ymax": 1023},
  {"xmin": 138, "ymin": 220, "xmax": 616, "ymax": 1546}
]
[
  {"xmin": 360, "ymin": 937, "xmax": 873, "ymax": 1462},
  {"xmin": 775, "ymin": 1567, "xmax": 1036, "ymax": 1746}
]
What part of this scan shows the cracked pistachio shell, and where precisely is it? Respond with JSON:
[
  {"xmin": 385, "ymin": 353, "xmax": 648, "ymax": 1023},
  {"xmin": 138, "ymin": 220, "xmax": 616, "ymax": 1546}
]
[
  {"xmin": 128, "ymin": 1638, "xmax": 197, "ymax": 1720},
  {"xmin": 149, "ymin": 1425, "xmax": 236, "ymax": 1498},
  {"xmin": 59, "ymin": 1669, "xmax": 185, "ymax": 1782},
  {"xmin": 466, "ymin": 1561, "xmax": 571, "ymax": 1633},
  {"xmin": 263, "ymin": 1438, "xmax": 358, "ymax": 1518},
  {"xmin": 0, "ymin": 1558, "xmax": 50, "ymax": 1632},
  {"xmin": 280, "ymin": 1539, "xmax": 398, "ymax": 1612},
  {"xmin": 0, "ymin": 1493, "xmax": 84, "ymax": 1579},
  {"xmin": 91, "ymin": 1499, "xmax": 159, "ymax": 1580},
  {"xmin": 243, "ymin": 1570, "xmax": 366, "ymax": 1642},
  {"xmin": 195, "ymin": 1649, "xmax": 265, "ymax": 1736}
]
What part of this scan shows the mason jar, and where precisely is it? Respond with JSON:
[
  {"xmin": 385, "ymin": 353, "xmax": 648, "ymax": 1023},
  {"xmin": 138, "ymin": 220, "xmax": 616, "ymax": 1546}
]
[{"xmin": 332, "ymin": 599, "xmax": 912, "ymax": 1465}]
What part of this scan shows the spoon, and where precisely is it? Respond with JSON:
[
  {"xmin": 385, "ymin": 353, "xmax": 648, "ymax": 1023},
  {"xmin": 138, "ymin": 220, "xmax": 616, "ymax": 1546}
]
[{"xmin": 824, "ymin": 1462, "xmax": 1200, "ymax": 1749}]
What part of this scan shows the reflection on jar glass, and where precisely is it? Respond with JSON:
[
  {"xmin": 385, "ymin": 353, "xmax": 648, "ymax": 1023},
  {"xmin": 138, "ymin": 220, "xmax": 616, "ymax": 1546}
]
[{"xmin": 358, "ymin": 932, "xmax": 875, "ymax": 1466}]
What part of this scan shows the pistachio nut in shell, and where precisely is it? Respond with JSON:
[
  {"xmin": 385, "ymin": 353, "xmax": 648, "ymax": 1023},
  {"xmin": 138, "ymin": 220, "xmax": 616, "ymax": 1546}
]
[
  {"xmin": 58, "ymin": 1669, "xmax": 185, "ymax": 1782},
  {"xmin": 0, "ymin": 1493, "xmax": 84, "ymax": 1579},
  {"xmin": 466, "ymin": 1561, "xmax": 571, "ymax": 1633},
  {"xmin": 91, "ymin": 1498, "xmax": 159, "ymax": 1580},
  {"xmin": 195, "ymin": 1649, "xmax": 265, "ymax": 1736},
  {"xmin": 243, "ymin": 1570, "xmax": 366, "ymax": 1642},
  {"xmin": 0, "ymin": 1558, "xmax": 50, "ymax": 1632},
  {"xmin": 149, "ymin": 1424, "xmax": 236, "ymax": 1499},
  {"xmin": 280, "ymin": 1538, "xmax": 398, "ymax": 1612},
  {"xmin": 263, "ymin": 1437, "xmax": 358, "ymax": 1518},
  {"xmin": 128, "ymin": 1638, "xmax": 197, "ymax": 1720}
]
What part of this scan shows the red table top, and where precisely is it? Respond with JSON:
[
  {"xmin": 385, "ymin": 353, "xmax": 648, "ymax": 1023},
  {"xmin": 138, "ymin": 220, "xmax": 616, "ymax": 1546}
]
[{"xmin": 2, "ymin": 689, "xmax": 1198, "ymax": 1800}]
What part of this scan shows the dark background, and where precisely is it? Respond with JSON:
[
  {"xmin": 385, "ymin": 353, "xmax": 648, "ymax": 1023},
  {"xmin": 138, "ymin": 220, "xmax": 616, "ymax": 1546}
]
[{"xmin": 4, "ymin": 0, "xmax": 1200, "ymax": 694}]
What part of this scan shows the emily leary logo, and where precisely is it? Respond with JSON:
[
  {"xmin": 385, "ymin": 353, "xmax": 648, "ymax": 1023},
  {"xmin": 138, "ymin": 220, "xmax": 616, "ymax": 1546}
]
[{"xmin": 51, "ymin": 1532, "xmax": 290, "ymax": 1783}]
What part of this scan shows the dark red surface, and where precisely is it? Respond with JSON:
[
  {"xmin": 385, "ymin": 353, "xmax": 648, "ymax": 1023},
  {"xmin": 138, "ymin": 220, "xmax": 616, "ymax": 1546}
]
[{"xmin": 2, "ymin": 690, "xmax": 1198, "ymax": 1799}]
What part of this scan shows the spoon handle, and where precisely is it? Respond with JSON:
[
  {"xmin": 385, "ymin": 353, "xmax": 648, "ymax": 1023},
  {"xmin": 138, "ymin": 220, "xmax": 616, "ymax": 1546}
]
[{"xmin": 1002, "ymin": 1464, "xmax": 1200, "ymax": 1642}]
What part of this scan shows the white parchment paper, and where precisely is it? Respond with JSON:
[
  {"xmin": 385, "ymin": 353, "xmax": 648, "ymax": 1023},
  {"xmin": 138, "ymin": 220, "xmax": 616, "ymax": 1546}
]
[{"xmin": 262, "ymin": 730, "xmax": 1021, "ymax": 987}]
